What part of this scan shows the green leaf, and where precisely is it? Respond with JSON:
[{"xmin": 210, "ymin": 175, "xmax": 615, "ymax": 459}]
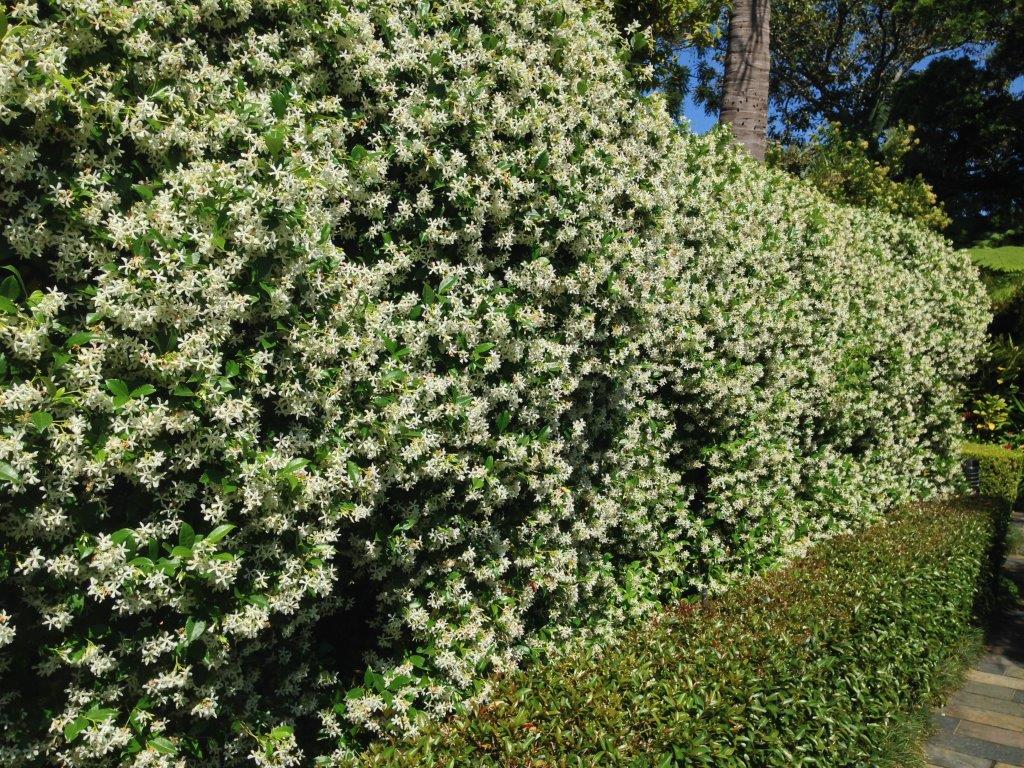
[
  {"xmin": 534, "ymin": 150, "xmax": 549, "ymax": 170},
  {"xmin": 0, "ymin": 461, "xmax": 19, "ymax": 484},
  {"xmin": 83, "ymin": 707, "xmax": 117, "ymax": 722},
  {"xmin": 422, "ymin": 283, "xmax": 437, "ymax": 305},
  {"xmin": 148, "ymin": 737, "xmax": 177, "ymax": 755},
  {"xmin": 184, "ymin": 617, "xmax": 206, "ymax": 644},
  {"xmin": 63, "ymin": 717, "xmax": 89, "ymax": 742},
  {"xmin": 264, "ymin": 125, "xmax": 286, "ymax": 156},
  {"xmin": 349, "ymin": 145, "xmax": 369, "ymax": 163},
  {"xmin": 111, "ymin": 528, "xmax": 136, "ymax": 546},
  {"xmin": 129, "ymin": 556, "xmax": 155, "ymax": 572},
  {"xmin": 269, "ymin": 725, "xmax": 294, "ymax": 740},
  {"xmin": 0, "ymin": 275, "xmax": 19, "ymax": 299},
  {"xmin": 0, "ymin": 295, "xmax": 17, "ymax": 314},
  {"xmin": 496, "ymin": 411, "xmax": 511, "ymax": 433},
  {"xmin": 54, "ymin": 72, "xmax": 75, "ymax": 95},
  {"xmin": 1, "ymin": 265, "xmax": 25, "ymax": 295},
  {"xmin": 472, "ymin": 342, "xmax": 496, "ymax": 359},
  {"xmin": 206, "ymin": 523, "xmax": 236, "ymax": 545},
  {"xmin": 66, "ymin": 332, "xmax": 98, "ymax": 348},
  {"xmin": 130, "ymin": 384, "xmax": 156, "ymax": 399},
  {"xmin": 270, "ymin": 89, "xmax": 288, "ymax": 119},
  {"xmin": 178, "ymin": 522, "xmax": 195, "ymax": 549},
  {"xmin": 31, "ymin": 411, "xmax": 53, "ymax": 431},
  {"xmin": 281, "ymin": 458, "xmax": 309, "ymax": 475},
  {"xmin": 105, "ymin": 379, "xmax": 129, "ymax": 399},
  {"xmin": 132, "ymin": 184, "xmax": 154, "ymax": 200},
  {"xmin": 170, "ymin": 545, "xmax": 193, "ymax": 559}
]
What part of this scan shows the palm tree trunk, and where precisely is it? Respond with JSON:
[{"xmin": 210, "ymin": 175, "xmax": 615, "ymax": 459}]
[{"xmin": 720, "ymin": 0, "xmax": 771, "ymax": 160}]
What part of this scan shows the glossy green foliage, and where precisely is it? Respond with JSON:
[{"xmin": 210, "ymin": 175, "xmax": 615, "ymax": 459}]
[
  {"xmin": 962, "ymin": 442, "xmax": 1024, "ymax": 506},
  {"xmin": 354, "ymin": 499, "xmax": 1003, "ymax": 767}
]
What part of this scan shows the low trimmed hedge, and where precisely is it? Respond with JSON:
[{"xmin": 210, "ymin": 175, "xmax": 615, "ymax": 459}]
[
  {"xmin": 353, "ymin": 498, "xmax": 1004, "ymax": 767},
  {"xmin": 962, "ymin": 442, "xmax": 1024, "ymax": 506}
]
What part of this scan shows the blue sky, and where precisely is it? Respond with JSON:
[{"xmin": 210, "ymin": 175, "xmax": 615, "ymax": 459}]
[{"xmin": 676, "ymin": 48, "xmax": 717, "ymax": 133}]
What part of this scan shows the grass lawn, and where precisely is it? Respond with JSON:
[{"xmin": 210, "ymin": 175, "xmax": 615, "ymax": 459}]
[{"xmin": 970, "ymin": 246, "xmax": 1024, "ymax": 273}]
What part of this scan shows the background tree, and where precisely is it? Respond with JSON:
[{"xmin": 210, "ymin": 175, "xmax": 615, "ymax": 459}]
[
  {"xmin": 768, "ymin": 0, "xmax": 1014, "ymax": 139},
  {"xmin": 603, "ymin": 0, "xmax": 728, "ymax": 119},
  {"xmin": 720, "ymin": 0, "xmax": 771, "ymax": 159},
  {"xmin": 889, "ymin": 55, "xmax": 1024, "ymax": 245},
  {"xmin": 767, "ymin": 121, "xmax": 950, "ymax": 230}
]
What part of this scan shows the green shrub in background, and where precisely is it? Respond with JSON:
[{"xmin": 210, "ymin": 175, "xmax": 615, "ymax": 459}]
[
  {"xmin": 353, "ymin": 499, "xmax": 1004, "ymax": 767},
  {"xmin": 0, "ymin": 0, "xmax": 987, "ymax": 764},
  {"xmin": 968, "ymin": 246, "xmax": 1024, "ymax": 316},
  {"xmin": 964, "ymin": 247, "xmax": 1024, "ymax": 445},
  {"xmin": 767, "ymin": 121, "xmax": 952, "ymax": 232},
  {"xmin": 961, "ymin": 442, "xmax": 1024, "ymax": 506}
]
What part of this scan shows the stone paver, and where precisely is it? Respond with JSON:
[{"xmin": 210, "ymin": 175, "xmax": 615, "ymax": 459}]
[{"xmin": 923, "ymin": 510, "xmax": 1024, "ymax": 768}]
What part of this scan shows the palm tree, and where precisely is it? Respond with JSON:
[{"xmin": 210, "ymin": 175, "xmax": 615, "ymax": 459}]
[{"xmin": 720, "ymin": 0, "xmax": 771, "ymax": 160}]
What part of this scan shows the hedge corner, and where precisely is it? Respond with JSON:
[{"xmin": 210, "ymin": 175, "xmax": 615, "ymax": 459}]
[{"xmin": 962, "ymin": 442, "xmax": 1024, "ymax": 507}]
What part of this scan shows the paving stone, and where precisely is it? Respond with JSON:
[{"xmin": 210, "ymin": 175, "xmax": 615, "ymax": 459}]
[
  {"xmin": 924, "ymin": 742, "xmax": 994, "ymax": 768},
  {"xmin": 950, "ymin": 692, "xmax": 1024, "ymax": 719},
  {"xmin": 967, "ymin": 671, "xmax": 1024, "ymax": 692},
  {"xmin": 955, "ymin": 721, "xmax": 1024, "ymax": 750},
  {"xmin": 935, "ymin": 713, "xmax": 964, "ymax": 732},
  {"xmin": 977, "ymin": 657, "xmax": 1024, "ymax": 680},
  {"xmin": 931, "ymin": 731, "xmax": 1024, "ymax": 765},
  {"xmin": 963, "ymin": 681, "xmax": 1024, "ymax": 701},
  {"xmin": 942, "ymin": 702, "xmax": 1024, "ymax": 732}
]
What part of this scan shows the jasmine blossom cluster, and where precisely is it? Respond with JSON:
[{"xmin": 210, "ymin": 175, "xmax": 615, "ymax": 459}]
[{"xmin": 0, "ymin": 0, "xmax": 986, "ymax": 765}]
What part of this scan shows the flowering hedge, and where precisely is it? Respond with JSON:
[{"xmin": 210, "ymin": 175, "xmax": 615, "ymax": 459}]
[{"xmin": 0, "ymin": 1, "xmax": 986, "ymax": 766}]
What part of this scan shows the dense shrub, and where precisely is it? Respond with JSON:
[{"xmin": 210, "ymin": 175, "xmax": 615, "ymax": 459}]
[
  {"xmin": 353, "ymin": 499, "xmax": 1005, "ymax": 767},
  {"xmin": 964, "ymin": 247, "xmax": 1024, "ymax": 446},
  {"xmin": 0, "ymin": 0, "xmax": 986, "ymax": 765},
  {"xmin": 961, "ymin": 442, "xmax": 1024, "ymax": 506},
  {"xmin": 767, "ymin": 122, "xmax": 951, "ymax": 231}
]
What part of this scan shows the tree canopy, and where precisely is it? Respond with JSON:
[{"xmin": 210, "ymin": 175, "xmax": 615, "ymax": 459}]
[
  {"xmin": 890, "ymin": 55, "xmax": 1024, "ymax": 244},
  {"xmin": 768, "ymin": 0, "xmax": 1016, "ymax": 138}
]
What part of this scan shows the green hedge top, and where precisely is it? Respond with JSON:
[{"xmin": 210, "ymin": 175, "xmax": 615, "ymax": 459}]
[
  {"xmin": 962, "ymin": 442, "xmax": 1024, "ymax": 505},
  {"xmin": 354, "ymin": 498, "xmax": 1003, "ymax": 767}
]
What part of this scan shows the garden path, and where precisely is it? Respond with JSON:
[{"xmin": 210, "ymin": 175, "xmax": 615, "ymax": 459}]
[{"xmin": 925, "ymin": 511, "xmax": 1024, "ymax": 768}]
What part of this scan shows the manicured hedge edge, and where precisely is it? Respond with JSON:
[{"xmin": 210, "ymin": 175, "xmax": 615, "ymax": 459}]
[
  {"xmin": 962, "ymin": 442, "xmax": 1024, "ymax": 506},
  {"xmin": 349, "ymin": 499, "xmax": 1005, "ymax": 767}
]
